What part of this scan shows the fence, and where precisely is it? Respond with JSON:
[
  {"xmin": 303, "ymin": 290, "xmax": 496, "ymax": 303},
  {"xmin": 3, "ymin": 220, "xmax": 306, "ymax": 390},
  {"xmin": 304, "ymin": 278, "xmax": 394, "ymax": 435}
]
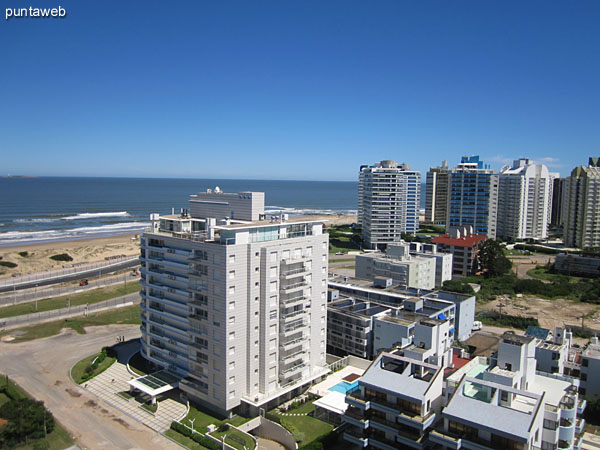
[
  {"xmin": 0, "ymin": 271, "xmax": 140, "ymax": 307},
  {"xmin": 0, "ymin": 294, "xmax": 140, "ymax": 330},
  {"xmin": 0, "ymin": 255, "xmax": 138, "ymax": 288}
]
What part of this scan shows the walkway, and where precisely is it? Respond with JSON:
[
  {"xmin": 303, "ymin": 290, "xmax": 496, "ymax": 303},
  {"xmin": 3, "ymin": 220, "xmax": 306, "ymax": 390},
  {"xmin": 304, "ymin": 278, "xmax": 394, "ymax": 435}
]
[{"xmin": 84, "ymin": 340, "xmax": 187, "ymax": 433}]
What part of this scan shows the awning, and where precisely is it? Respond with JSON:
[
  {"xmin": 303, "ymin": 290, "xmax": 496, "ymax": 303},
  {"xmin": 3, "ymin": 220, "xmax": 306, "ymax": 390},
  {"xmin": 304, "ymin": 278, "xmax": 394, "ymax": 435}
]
[{"xmin": 128, "ymin": 370, "xmax": 180, "ymax": 397}]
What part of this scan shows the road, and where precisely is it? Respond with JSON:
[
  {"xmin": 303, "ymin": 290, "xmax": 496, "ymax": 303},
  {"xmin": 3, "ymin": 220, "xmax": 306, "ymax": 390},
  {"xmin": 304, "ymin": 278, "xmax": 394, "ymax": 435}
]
[
  {"xmin": 0, "ymin": 259, "xmax": 140, "ymax": 293},
  {"xmin": 0, "ymin": 324, "xmax": 181, "ymax": 450}
]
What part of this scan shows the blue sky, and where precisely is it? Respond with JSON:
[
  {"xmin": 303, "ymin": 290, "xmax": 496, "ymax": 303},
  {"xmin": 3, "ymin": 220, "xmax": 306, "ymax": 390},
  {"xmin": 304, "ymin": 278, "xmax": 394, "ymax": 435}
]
[{"xmin": 1, "ymin": 1, "xmax": 599, "ymax": 180}]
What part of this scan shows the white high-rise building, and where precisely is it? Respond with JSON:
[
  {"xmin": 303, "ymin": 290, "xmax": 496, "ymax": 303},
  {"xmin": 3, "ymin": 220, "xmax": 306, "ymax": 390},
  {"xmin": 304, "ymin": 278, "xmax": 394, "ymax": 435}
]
[
  {"xmin": 358, "ymin": 160, "xmax": 421, "ymax": 250},
  {"xmin": 497, "ymin": 158, "xmax": 553, "ymax": 240},
  {"xmin": 139, "ymin": 189, "xmax": 329, "ymax": 417}
]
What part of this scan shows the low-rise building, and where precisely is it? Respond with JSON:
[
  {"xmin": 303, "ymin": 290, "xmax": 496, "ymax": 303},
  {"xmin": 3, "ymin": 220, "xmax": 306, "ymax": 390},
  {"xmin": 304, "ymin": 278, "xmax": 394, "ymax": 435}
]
[
  {"xmin": 554, "ymin": 253, "xmax": 600, "ymax": 277},
  {"xmin": 432, "ymin": 226, "xmax": 487, "ymax": 278},
  {"xmin": 355, "ymin": 243, "xmax": 437, "ymax": 290},
  {"xmin": 343, "ymin": 351, "xmax": 445, "ymax": 450},
  {"xmin": 409, "ymin": 242, "xmax": 454, "ymax": 287},
  {"xmin": 434, "ymin": 332, "xmax": 586, "ymax": 450},
  {"xmin": 329, "ymin": 275, "xmax": 476, "ymax": 342}
]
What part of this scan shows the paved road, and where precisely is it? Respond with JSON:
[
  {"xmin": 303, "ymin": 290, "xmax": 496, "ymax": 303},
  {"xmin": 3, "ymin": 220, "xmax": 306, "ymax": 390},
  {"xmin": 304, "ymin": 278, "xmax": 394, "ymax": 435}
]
[
  {"xmin": 0, "ymin": 259, "xmax": 140, "ymax": 293},
  {"xmin": 0, "ymin": 324, "xmax": 181, "ymax": 450}
]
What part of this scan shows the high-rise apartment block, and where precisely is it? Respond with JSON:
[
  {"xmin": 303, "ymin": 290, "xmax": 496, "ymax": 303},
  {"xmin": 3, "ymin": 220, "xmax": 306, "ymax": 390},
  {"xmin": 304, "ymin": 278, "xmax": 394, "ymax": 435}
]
[
  {"xmin": 563, "ymin": 157, "xmax": 600, "ymax": 249},
  {"xmin": 425, "ymin": 160, "xmax": 450, "ymax": 225},
  {"xmin": 551, "ymin": 177, "xmax": 566, "ymax": 227},
  {"xmin": 497, "ymin": 158, "xmax": 554, "ymax": 241},
  {"xmin": 358, "ymin": 160, "xmax": 421, "ymax": 250},
  {"xmin": 139, "ymin": 189, "xmax": 329, "ymax": 416},
  {"xmin": 447, "ymin": 156, "xmax": 499, "ymax": 239}
]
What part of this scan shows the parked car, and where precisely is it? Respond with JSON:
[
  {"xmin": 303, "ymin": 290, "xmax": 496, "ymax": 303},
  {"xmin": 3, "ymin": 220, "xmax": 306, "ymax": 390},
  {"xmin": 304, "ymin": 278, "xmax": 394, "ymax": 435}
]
[{"xmin": 472, "ymin": 320, "xmax": 482, "ymax": 331}]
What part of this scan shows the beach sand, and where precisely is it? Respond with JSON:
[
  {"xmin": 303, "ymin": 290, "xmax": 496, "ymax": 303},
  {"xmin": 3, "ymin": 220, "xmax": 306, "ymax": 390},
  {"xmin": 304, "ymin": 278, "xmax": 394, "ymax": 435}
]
[
  {"xmin": 0, "ymin": 234, "xmax": 141, "ymax": 279},
  {"xmin": 0, "ymin": 215, "xmax": 357, "ymax": 279}
]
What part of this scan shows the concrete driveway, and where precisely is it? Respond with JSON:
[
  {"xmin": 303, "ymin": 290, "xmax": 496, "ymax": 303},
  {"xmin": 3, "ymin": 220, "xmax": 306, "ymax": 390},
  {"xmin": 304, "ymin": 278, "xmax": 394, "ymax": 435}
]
[
  {"xmin": 0, "ymin": 324, "xmax": 181, "ymax": 450},
  {"xmin": 84, "ymin": 340, "xmax": 187, "ymax": 432}
]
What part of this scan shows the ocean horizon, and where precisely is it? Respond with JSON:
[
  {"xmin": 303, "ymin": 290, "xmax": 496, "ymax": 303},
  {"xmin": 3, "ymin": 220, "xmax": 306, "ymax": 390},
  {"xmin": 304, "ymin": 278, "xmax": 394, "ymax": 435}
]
[{"xmin": 0, "ymin": 176, "xmax": 427, "ymax": 246}]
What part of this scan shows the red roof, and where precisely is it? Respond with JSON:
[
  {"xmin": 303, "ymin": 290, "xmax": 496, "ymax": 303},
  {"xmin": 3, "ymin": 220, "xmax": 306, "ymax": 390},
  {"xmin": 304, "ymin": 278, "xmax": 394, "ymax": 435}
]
[
  {"xmin": 444, "ymin": 352, "xmax": 472, "ymax": 378},
  {"xmin": 432, "ymin": 233, "xmax": 487, "ymax": 247}
]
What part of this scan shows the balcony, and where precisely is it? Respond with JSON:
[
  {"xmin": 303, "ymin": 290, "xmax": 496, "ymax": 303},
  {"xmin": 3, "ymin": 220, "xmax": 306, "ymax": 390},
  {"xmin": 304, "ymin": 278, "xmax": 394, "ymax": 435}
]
[
  {"xmin": 577, "ymin": 398, "xmax": 586, "ymax": 415},
  {"xmin": 279, "ymin": 334, "xmax": 306, "ymax": 351},
  {"xmin": 343, "ymin": 429, "xmax": 368, "ymax": 448},
  {"xmin": 280, "ymin": 280, "xmax": 307, "ymax": 292},
  {"xmin": 280, "ymin": 293, "xmax": 306, "ymax": 306},
  {"xmin": 576, "ymin": 417, "xmax": 585, "ymax": 435},
  {"xmin": 280, "ymin": 348, "xmax": 306, "ymax": 362},
  {"xmin": 346, "ymin": 391, "xmax": 371, "ymax": 410},
  {"xmin": 280, "ymin": 309, "xmax": 306, "ymax": 323},
  {"xmin": 429, "ymin": 430, "xmax": 462, "ymax": 449},
  {"xmin": 280, "ymin": 319, "xmax": 307, "ymax": 336},
  {"xmin": 280, "ymin": 266, "xmax": 308, "ymax": 279},
  {"xmin": 280, "ymin": 361, "xmax": 306, "ymax": 375}
]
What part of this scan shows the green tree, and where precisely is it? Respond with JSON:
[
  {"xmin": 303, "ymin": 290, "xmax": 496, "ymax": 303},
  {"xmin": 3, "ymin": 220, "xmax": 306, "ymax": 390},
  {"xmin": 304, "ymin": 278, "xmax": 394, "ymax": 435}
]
[
  {"xmin": 442, "ymin": 280, "xmax": 475, "ymax": 295},
  {"xmin": 0, "ymin": 398, "xmax": 54, "ymax": 446},
  {"xmin": 478, "ymin": 240, "xmax": 512, "ymax": 278}
]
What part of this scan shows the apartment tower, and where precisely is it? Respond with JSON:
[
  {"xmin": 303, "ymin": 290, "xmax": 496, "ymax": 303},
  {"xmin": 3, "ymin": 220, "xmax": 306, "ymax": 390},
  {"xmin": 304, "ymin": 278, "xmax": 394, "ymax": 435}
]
[
  {"xmin": 563, "ymin": 157, "xmax": 600, "ymax": 249},
  {"xmin": 358, "ymin": 160, "xmax": 421, "ymax": 250},
  {"xmin": 425, "ymin": 160, "xmax": 450, "ymax": 225},
  {"xmin": 139, "ymin": 189, "xmax": 329, "ymax": 416},
  {"xmin": 447, "ymin": 156, "xmax": 499, "ymax": 239},
  {"xmin": 497, "ymin": 158, "xmax": 554, "ymax": 241}
]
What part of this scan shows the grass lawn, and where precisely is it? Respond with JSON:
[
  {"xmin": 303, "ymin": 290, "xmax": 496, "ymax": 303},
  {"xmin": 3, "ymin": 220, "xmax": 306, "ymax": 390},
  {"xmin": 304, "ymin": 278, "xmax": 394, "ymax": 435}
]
[
  {"xmin": 0, "ymin": 304, "xmax": 142, "ymax": 343},
  {"xmin": 0, "ymin": 374, "xmax": 75, "ymax": 450},
  {"xmin": 182, "ymin": 405, "xmax": 251, "ymax": 433},
  {"xmin": 141, "ymin": 402, "xmax": 158, "ymax": 413},
  {"xmin": 212, "ymin": 427, "xmax": 256, "ymax": 450},
  {"xmin": 329, "ymin": 258, "xmax": 356, "ymax": 263},
  {"xmin": 0, "ymin": 282, "xmax": 140, "ymax": 319},
  {"xmin": 164, "ymin": 429, "xmax": 211, "ymax": 450},
  {"xmin": 327, "ymin": 225, "xmax": 361, "ymax": 254},
  {"xmin": 279, "ymin": 415, "xmax": 333, "ymax": 447},
  {"xmin": 527, "ymin": 267, "xmax": 582, "ymax": 282},
  {"xmin": 71, "ymin": 352, "xmax": 116, "ymax": 384},
  {"xmin": 285, "ymin": 400, "xmax": 315, "ymax": 415}
]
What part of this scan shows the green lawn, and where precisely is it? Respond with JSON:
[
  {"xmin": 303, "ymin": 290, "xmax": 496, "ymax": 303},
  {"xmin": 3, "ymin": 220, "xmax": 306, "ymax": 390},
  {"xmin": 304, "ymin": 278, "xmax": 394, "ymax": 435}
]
[
  {"xmin": 0, "ymin": 304, "xmax": 142, "ymax": 343},
  {"xmin": 285, "ymin": 400, "xmax": 315, "ymax": 415},
  {"xmin": 0, "ymin": 282, "xmax": 140, "ymax": 319},
  {"xmin": 279, "ymin": 415, "xmax": 333, "ymax": 447},
  {"xmin": 329, "ymin": 258, "xmax": 356, "ymax": 263},
  {"xmin": 527, "ymin": 267, "xmax": 582, "ymax": 282},
  {"xmin": 182, "ymin": 405, "xmax": 251, "ymax": 433},
  {"xmin": 164, "ymin": 429, "xmax": 211, "ymax": 450},
  {"xmin": 71, "ymin": 352, "xmax": 116, "ymax": 384},
  {"xmin": 141, "ymin": 402, "xmax": 158, "ymax": 413},
  {"xmin": 327, "ymin": 225, "xmax": 362, "ymax": 254},
  {"xmin": 212, "ymin": 427, "xmax": 256, "ymax": 450},
  {"xmin": 0, "ymin": 374, "xmax": 75, "ymax": 450}
]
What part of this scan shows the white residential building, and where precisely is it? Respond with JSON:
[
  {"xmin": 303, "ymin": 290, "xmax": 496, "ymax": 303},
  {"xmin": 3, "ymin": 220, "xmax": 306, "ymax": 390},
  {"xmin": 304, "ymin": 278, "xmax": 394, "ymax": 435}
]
[
  {"xmin": 409, "ymin": 242, "xmax": 453, "ymax": 287},
  {"xmin": 355, "ymin": 243, "xmax": 437, "ymax": 290},
  {"xmin": 498, "ymin": 158, "xmax": 554, "ymax": 241},
  {"xmin": 139, "ymin": 189, "xmax": 329, "ymax": 417},
  {"xmin": 358, "ymin": 160, "xmax": 421, "ymax": 249},
  {"xmin": 436, "ymin": 332, "xmax": 586, "ymax": 450}
]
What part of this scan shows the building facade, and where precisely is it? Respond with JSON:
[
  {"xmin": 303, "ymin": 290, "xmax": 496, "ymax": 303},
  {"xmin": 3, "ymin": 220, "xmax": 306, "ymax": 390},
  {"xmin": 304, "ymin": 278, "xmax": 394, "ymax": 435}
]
[
  {"xmin": 358, "ymin": 160, "xmax": 421, "ymax": 250},
  {"xmin": 425, "ymin": 160, "xmax": 450, "ymax": 225},
  {"xmin": 432, "ymin": 226, "xmax": 487, "ymax": 278},
  {"xmin": 551, "ymin": 177, "xmax": 566, "ymax": 227},
  {"xmin": 139, "ymin": 189, "xmax": 329, "ymax": 416},
  {"xmin": 563, "ymin": 158, "xmax": 600, "ymax": 249},
  {"xmin": 498, "ymin": 158, "xmax": 554, "ymax": 241},
  {"xmin": 447, "ymin": 156, "xmax": 499, "ymax": 239}
]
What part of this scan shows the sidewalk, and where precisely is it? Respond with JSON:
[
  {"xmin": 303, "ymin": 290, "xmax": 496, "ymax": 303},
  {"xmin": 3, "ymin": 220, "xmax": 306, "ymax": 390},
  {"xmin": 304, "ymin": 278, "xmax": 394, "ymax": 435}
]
[{"xmin": 83, "ymin": 342, "xmax": 187, "ymax": 433}]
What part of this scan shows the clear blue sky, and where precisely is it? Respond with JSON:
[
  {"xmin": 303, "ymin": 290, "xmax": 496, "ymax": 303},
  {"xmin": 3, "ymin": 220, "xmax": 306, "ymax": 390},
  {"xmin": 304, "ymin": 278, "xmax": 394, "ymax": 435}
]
[{"xmin": 2, "ymin": 1, "xmax": 599, "ymax": 180}]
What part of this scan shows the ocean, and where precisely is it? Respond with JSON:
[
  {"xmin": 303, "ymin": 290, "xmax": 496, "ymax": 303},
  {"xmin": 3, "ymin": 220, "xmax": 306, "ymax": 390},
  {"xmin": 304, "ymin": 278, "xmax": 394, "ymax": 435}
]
[{"xmin": 0, "ymin": 177, "xmax": 361, "ymax": 246}]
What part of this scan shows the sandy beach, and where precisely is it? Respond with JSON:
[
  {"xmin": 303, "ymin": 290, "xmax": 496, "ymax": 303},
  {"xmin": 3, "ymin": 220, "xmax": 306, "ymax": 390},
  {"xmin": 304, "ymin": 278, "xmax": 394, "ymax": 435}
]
[{"xmin": 0, "ymin": 215, "xmax": 357, "ymax": 279}]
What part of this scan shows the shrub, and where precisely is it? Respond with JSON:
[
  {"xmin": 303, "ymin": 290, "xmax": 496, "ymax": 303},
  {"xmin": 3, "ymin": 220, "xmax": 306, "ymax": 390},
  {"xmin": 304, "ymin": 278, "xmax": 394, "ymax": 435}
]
[
  {"xmin": 479, "ymin": 312, "xmax": 539, "ymax": 330},
  {"xmin": 103, "ymin": 346, "xmax": 117, "ymax": 358},
  {"xmin": 169, "ymin": 422, "xmax": 221, "ymax": 450},
  {"xmin": 18, "ymin": 251, "xmax": 29, "ymax": 257},
  {"xmin": 0, "ymin": 261, "xmax": 18, "ymax": 268},
  {"xmin": 50, "ymin": 253, "xmax": 73, "ymax": 262},
  {"xmin": 217, "ymin": 423, "xmax": 229, "ymax": 432}
]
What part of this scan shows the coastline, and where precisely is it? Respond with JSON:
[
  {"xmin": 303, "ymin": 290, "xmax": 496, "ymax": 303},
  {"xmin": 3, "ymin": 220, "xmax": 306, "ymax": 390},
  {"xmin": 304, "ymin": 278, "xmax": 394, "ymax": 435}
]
[{"xmin": 0, "ymin": 215, "xmax": 357, "ymax": 279}]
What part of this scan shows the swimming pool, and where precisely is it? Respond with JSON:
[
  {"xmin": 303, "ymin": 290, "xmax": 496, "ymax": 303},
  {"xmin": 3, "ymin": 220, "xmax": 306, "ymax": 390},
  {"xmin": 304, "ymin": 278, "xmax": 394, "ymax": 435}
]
[{"xmin": 329, "ymin": 380, "xmax": 359, "ymax": 394}]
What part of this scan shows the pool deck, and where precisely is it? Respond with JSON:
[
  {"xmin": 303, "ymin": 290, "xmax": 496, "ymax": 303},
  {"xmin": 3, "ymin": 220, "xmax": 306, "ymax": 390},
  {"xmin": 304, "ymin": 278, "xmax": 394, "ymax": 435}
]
[{"xmin": 309, "ymin": 365, "xmax": 366, "ymax": 397}]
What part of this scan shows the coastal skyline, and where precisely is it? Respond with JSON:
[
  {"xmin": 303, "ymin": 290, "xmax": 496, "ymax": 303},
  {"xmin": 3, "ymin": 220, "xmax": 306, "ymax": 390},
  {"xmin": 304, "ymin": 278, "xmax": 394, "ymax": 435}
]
[{"xmin": 3, "ymin": 1, "xmax": 600, "ymax": 180}]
